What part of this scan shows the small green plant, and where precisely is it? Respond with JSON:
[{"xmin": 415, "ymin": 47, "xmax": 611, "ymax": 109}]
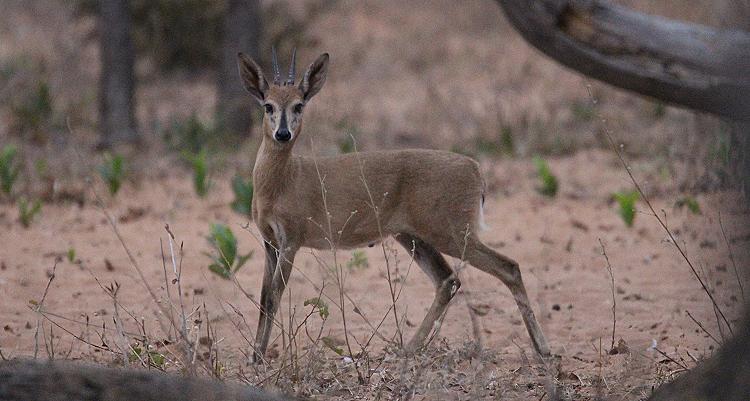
[
  {"xmin": 98, "ymin": 153, "xmax": 125, "ymax": 196},
  {"xmin": 346, "ymin": 250, "xmax": 369, "ymax": 270},
  {"xmin": 675, "ymin": 196, "xmax": 701, "ymax": 215},
  {"xmin": 0, "ymin": 145, "xmax": 21, "ymax": 196},
  {"xmin": 18, "ymin": 198, "xmax": 42, "ymax": 228},
  {"xmin": 533, "ymin": 156, "xmax": 558, "ymax": 197},
  {"xmin": 230, "ymin": 174, "xmax": 253, "ymax": 215},
  {"xmin": 304, "ymin": 297, "xmax": 330, "ymax": 319},
  {"xmin": 337, "ymin": 135, "xmax": 355, "ymax": 154},
  {"xmin": 206, "ymin": 223, "xmax": 252, "ymax": 279},
  {"xmin": 186, "ymin": 150, "xmax": 211, "ymax": 197},
  {"xmin": 571, "ymin": 101, "xmax": 595, "ymax": 122},
  {"xmin": 613, "ymin": 190, "xmax": 639, "ymax": 227},
  {"xmin": 67, "ymin": 248, "xmax": 77, "ymax": 263},
  {"xmin": 129, "ymin": 343, "xmax": 166, "ymax": 369}
]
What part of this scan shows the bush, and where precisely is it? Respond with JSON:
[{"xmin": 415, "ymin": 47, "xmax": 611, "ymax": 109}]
[
  {"xmin": 533, "ymin": 156, "xmax": 558, "ymax": 197},
  {"xmin": 206, "ymin": 223, "xmax": 252, "ymax": 279},
  {"xmin": 230, "ymin": 174, "xmax": 253, "ymax": 215},
  {"xmin": 98, "ymin": 153, "xmax": 125, "ymax": 196},
  {"xmin": 0, "ymin": 145, "xmax": 21, "ymax": 197},
  {"xmin": 164, "ymin": 114, "xmax": 218, "ymax": 155}
]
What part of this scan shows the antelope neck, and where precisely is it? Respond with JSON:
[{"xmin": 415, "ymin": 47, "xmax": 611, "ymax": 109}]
[{"xmin": 253, "ymin": 136, "xmax": 294, "ymax": 196}]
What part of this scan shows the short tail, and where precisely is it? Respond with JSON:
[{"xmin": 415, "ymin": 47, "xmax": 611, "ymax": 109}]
[{"xmin": 478, "ymin": 184, "xmax": 489, "ymax": 231}]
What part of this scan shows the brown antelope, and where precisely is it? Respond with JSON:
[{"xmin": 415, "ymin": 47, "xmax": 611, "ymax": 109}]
[{"xmin": 237, "ymin": 49, "xmax": 550, "ymax": 362}]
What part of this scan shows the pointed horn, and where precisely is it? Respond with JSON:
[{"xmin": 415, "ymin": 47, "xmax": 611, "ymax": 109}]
[
  {"xmin": 271, "ymin": 46, "xmax": 281, "ymax": 85},
  {"xmin": 286, "ymin": 47, "xmax": 297, "ymax": 85}
]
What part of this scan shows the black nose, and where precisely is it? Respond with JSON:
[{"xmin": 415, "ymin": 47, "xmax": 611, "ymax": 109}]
[{"xmin": 274, "ymin": 129, "xmax": 291, "ymax": 142}]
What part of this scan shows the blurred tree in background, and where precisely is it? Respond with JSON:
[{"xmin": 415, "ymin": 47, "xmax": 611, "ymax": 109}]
[
  {"xmin": 93, "ymin": 0, "xmax": 262, "ymax": 147},
  {"xmin": 217, "ymin": 0, "xmax": 262, "ymax": 140},
  {"xmin": 98, "ymin": 0, "xmax": 138, "ymax": 148}
]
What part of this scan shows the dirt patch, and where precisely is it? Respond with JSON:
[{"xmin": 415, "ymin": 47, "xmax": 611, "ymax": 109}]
[{"xmin": 0, "ymin": 150, "xmax": 746, "ymax": 400}]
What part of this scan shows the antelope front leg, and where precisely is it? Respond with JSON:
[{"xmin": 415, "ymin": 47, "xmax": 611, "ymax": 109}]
[{"xmin": 253, "ymin": 241, "xmax": 297, "ymax": 363}]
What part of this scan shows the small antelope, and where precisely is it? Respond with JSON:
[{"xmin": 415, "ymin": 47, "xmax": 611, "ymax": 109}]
[{"xmin": 237, "ymin": 49, "xmax": 550, "ymax": 362}]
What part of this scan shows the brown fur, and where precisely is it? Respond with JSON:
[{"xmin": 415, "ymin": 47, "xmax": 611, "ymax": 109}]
[{"xmin": 237, "ymin": 52, "xmax": 550, "ymax": 363}]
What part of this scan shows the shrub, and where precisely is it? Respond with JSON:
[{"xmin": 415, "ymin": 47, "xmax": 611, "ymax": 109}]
[
  {"xmin": 346, "ymin": 250, "xmax": 369, "ymax": 271},
  {"xmin": 164, "ymin": 114, "xmax": 216, "ymax": 155},
  {"xmin": 98, "ymin": 153, "xmax": 125, "ymax": 196},
  {"xmin": 206, "ymin": 223, "xmax": 252, "ymax": 279},
  {"xmin": 533, "ymin": 156, "xmax": 558, "ymax": 197},
  {"xmin": 230, "ymin": 174, "xmax": 253, "ymax": 215},
  {"xmin": 0, "ymin": 145, "xmax": 21, "ymax": 196},
  {"xmin": 613, "ymin": 190, "xmax": 639, "ymax": 227},
  {"xmin": 18, "ymin": 198, "xmax": 42, "ymax": 228}
]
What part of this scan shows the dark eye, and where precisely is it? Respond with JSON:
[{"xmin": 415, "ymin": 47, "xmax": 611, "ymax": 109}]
[
  {"xmin": 293, "ymin": 103, "xmax": 304, "ymax": 114},
  {"xmin": 264, "ymin": 104, "xmax": 274, "ymax": 114}
]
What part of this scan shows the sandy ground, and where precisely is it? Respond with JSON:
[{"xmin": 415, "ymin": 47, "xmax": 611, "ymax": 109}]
[{"xmin": 0, "ymin": 149, "xmax": 747, "ymax": 400}]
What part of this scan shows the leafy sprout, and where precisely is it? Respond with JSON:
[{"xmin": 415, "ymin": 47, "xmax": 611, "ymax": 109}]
[
  {"xmin": 18, "ymin": 198, "xmax": 42, "ymax": 228},
  {"xmin": 206, "ymin": 223, "xmax": 252, "ymax": 279},
  {"xmin": 98, "ymin": 153, "xmax": 125, "ymax": 196},
  {"xmin": 613, "ymin": 190, "xmax": 639, "ymax": 227},
  {"xmin": 533, "ymin": 156, "xmax": 558, "ymax": 197},
  {"xmin": 0, "ymin": 145, "xmax": 21, "ymax": 196}
]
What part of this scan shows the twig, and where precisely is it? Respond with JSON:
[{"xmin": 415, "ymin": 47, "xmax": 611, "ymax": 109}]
[
  {"xmin": 685, "ymin": 310, "xmax": 720, "ymax": 345},
  {"xmin": 718, "ymin": 212, "xmax": 744, "ymax": 302},
  {"xmin": 598, "ymin": 238, "xmax": 617, "ymax": 351},
  {"xmin": 33, "ymin": 261, "xmax": 58, "ymax": 359}
]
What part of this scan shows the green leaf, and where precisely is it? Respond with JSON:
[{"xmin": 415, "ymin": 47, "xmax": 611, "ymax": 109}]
[
  {"xmin": 304, "ymin": 297, "xmax": 330, "ymax": 319},
  {"xmin": 321, "ymin": 336, "xmax": 343, "ymax": 355},
  {"xmin": 533, "ymin": 156, "xmax": 558, "ymax": 197},
  {"xmin": 613, "ymin": 190, "xmax": 639, "ymax": 227}
]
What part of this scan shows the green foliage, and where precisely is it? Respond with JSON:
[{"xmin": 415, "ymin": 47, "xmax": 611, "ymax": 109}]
[
  {"xmin": 613, "ymin": 190, "xmax": 639, "ymax": 227},
  {"xmin": 651, "ymin": 101, "xmax": 666, "ymax": 119},
  {"xmin": 708, "ymin": 131, "xmax": 731, "ymax": 167},
  {"xmin": 164, "ymin": 114, "xmax": 217, "ymax": 155},
  {"xmin": 206, "ymin": 223, "xmax": 252, "ymax": 279},
  {"xmin": 675, "ymin": 196, "xmax": 701, "ymax": 215},
  {"xmin": 12, "ymin": 81, "xmax": 54, "ymax": 141},
  {"xmin": 129, "ymin": 344, "xmax": 166, "ymax": 369},
  {"xmin": 321, "ymin": 336, "xmax": 344, "ymax": 356},
  {"xmin": 67, "ymin": 248, "xmax": 77, "ymax": 263},
  {"xmin": 0, "ymin": 145, "xmax": 21, "ymax": 196},
  {"xmin": 98, "ymin": 153, "xmax": 125, "ymax": 196},
  {"xmin": 499, "ymin": 126, "xmax": 515, "ymax": 156},
  {"xmin": 18, "ymin": 198, "xmax": 42, "ymax": 228},
  {"xmin": 346, "ymin": 250, "xmax": 369, "ymax": 271},
  {"xmin": 304, "ymin": 297, "xmax": 330, "ymax": 319},
  {"xmin": 76, "ymin": 0, "xmax": 223, "ymax": 71},
  {"xmin": 571, "ymin": 101, "xmax": 595, "ymax": 122},
  {"xmin": 533, "ymin": 156, "xmax": 558, "ymax": 197},
  {"xmin": 337, "ymin": 135, "xmax": 355, "ymax": 154},
  {"xmin": 335, "ymin": 119, "xmax": 361, "ymax": 154},
  {"xmin": 230, "ymin": 174, "xmax": 253, "ymax": 215},
  {"xmin": 186, "ymin": 150, "xmax": 211, "ymax": 197}
]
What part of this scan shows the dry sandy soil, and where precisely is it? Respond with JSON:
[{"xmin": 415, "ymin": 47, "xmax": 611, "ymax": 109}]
[{"xmin": 1, "ymin": 149, "xmax": 747, "ymax": 400}]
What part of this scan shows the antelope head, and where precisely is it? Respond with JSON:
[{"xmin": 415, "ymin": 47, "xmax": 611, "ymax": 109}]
[{"xmin": 237, "ymin": 48, "xmax": 329, "ymax": 145}]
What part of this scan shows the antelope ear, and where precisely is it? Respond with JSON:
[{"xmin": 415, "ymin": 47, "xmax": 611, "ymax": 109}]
[
  {"xmin": 298, "ymin": 53, "xmax": 329, "ymax": 101},
  {"xmin": 237, "ymin": 52, "xmax": 268, "ymax": 104}
]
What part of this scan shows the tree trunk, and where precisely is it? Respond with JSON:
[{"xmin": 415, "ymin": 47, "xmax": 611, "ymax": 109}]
[
  {"xmin": 99, "ymin": 0, "xmax": 138, "ymax": 148},
  {"xmin": 494, "ymin": 0, "xmax": 750, "ymax": 121},
  {"xmin": 0, "ymin": 359, "xmax": 300, "ymax": 401},
  {"xmin": 217, "ymin": 0, "xmax": 262, "ymax": 139}
]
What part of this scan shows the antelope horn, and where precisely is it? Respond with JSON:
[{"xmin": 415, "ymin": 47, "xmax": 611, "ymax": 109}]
[
  {"xmin": 271, "ymin": 46, "xmax": 281, "ymax": 85},
  {"xmin": 286, "ymin": 47, "xmax": 297, "ymax": 85}
]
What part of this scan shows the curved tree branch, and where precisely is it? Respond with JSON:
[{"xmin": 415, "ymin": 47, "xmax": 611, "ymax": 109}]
[{"xmin": 495, "ymin": 0, "xmax": 750, "ymax": 121}]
